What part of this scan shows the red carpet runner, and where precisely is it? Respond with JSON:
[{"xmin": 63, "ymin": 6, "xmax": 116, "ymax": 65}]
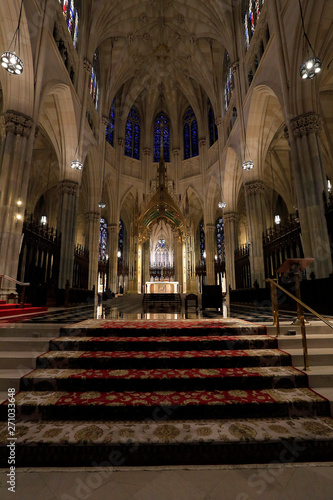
[{"xmin": 1, "ymin": 318, "xmax": 333, "ymax": 466}]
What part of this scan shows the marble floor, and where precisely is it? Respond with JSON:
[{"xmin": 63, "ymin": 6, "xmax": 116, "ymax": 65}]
[{"xmin": 1, "ymin": 463, "xmax": 333, "ymax": 500}]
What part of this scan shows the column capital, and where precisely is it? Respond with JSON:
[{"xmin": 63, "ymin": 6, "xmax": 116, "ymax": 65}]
[
  {"xmin": 205, "ymin": 223, "xmax": 216, "ymax": 232},
  {"xmin": 102, "ymin": 116, "xmax": 109, "ymax": 127},
  {"xmin": 245, "ymin": 180, "xmax": 265, "ymax": 196},
  {"xmin": 231, "ymin": 59, "xmax": 239, "ymax": 74},
  {"xmin": 108, "ymin": 223, "xmax": 118, "ymax": 234},
  {"xmin": 85, "ymin": 211, "xmax": 100, "ymax": 223},
  {"xmin": 118, "ymin": 137, "xmax": 125, "ymax": 147},
  {"xmin": 83, "ymin": 58, "xmax": 92, "ymax": 73},
  {"xmin": 173, "ymin": 148, "xmax": 181, "ymax": 156},
  {"xmin": 223, "ymin": 212, "xmax": 239, "ymax": 224},
  {"xmin": 1, "ymin": 110, "xmax": 33, "ymax": 138},
  {"xmin": 199, "ymin": 138, "xmax": 206, "ymax": 148},
  {"xmin": 215, "ymin": 116, "xmax": 222, "ymax": 127},
  {"xmin": 290, "ymin": 112, "xmax": 322, "ymax": 138},
  {"xmin": 58, "ymin": 179, "xmax": 79, "ymax": 196},
  {"xmin": 143, "ymin": 147, "xmax": 151, "ymax": 156}
]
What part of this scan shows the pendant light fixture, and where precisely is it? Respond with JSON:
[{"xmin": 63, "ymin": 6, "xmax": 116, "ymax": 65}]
[
  {"xmin": 1, "ymin": 0, "xmax": 24, "ymax": 75},
  {"xmin": 298, "ymin": 0, "xmax": 321, "ymax": 79},
  {"xmin": 71, "ymin": 143, "xmax": 83, "ymax": 170}
]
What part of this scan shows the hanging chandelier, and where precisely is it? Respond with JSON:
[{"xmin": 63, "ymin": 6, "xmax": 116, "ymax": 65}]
[
  {"xmin": 298, "ymin": 0, "xmax": 321, "ymax": 79},
  {"xmin": 71, "ymin": 158, "xmax": 83, "ymax": 170},
  {"xmin": 242, "ymin": 159, "xmax": 254, "ymax": 171},
  {"xmin": 98, "ymin": 201, "xmax": 106, "ymax": 209},
  {"xmin": 1, "ymin": 0, "xmax": 24, "ymax": 75}
]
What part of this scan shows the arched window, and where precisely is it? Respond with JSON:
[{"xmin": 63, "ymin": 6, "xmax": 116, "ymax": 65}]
[
  {"xmin": 244, "ymin": 0, "xmax": 265, "ymax": 50},
  {"xmin": 154, "ymin": 239, "xmax": 169, "ymax": 267},
  {"xmin": 58, "ymin": 0, "xmax": 79, "ymax": 49},
  {"xmin": 106, "ymin": 101, "xmax": 115, "ymax": 146},
  {"xmin": 224, "ymin": 52, "xmax": 234, "ymax": 112},
  {"xmin": 99, "ymin": 219, "xmax": 108, "ymax": 262},
  {"xmin": 90, "ymin": 50, "xmax": 100, "ymax": 110},
  {"xmin": 125, "ymin": 107, "xmax": 141, "ymax": 160},
  {"xmin": 200, "ymin": 220, "xmax": 205, "ymax": 264},
  {"xmin": 154, "ymin": 112, "xmax": 170, "ymax": 162},
  {"xmin": 216, "ymin": 218, "xmax": 225, "ymax": 260},
  {"xmin": 183, "ymin": 107, "xmax": 199, "ymax": 160},
  {"xmin": 118, "ymin": 220, "xmax": 124, "ymax": 256},
  {"xmin": 208, "ymin": 100, "xmax": 218, "ymax": 147}
]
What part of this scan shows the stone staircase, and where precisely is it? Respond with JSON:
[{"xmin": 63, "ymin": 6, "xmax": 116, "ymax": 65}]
[{"xmin": 1, "ymin": 318, "xmax": 333, "ymax": 467}]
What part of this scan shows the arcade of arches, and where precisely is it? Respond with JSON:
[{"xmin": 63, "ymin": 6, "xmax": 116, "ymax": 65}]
[{"xmin": 0, "ymin": 0, "xmax": 333, "ymax": 303}]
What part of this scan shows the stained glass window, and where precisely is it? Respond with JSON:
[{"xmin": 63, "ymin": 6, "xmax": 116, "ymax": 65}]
[
  {"xmin": 200, "ymin": 220, "xmax": 205, "ymax": 264},
  {"xmin": 154, "ymin": 240, "xmax": 169, "ymax": 267},
  {"xmin": 208, "ymin": 100, "xmax": 218, "ymax": 146},
  {"xmin": 99, "ymin": 219, "xmax": 108, "ymax": 262},
  {"xmin": 58, "ymin": 0, "xmax": 79, "ymax": 49},
  {"xmin": 224, "ymin": 52, "xmax": 234, "ymax": 112},
  {"xmin": 216, "ymin": 218, "xmax": 225, "ymax": 260},
  {"xmin": 106, "ymin": 101, "xmax": 115, "ymax": 146},
  {"xmin": 118, "ymin": 220, "xmax": 124, "ymax": 255},
  {"xmin": 244, "ymin": 0, "xmax": 264, "ymax": 50},
  {"xmin": 183, "ymin": 107, "xmax": 199, "ymax": 160},
  {"xmin": 90, "ymin": 51, "xmax": 100, "ymax": 111},
  {"xmin": 154, "ymin": 112, "xmax": 170, "ymax": 162},
  {"xmin": 125, "ymin": 107, "xmax": 140, "ymax": 160}
]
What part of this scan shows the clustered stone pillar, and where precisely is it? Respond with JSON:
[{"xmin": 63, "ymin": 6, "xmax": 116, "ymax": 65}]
[
  {"xmin": 57, "ymin": 180, "xmax": 79, "ymax": 289},
  {"xmin": 174, "ymin": 235, "xmax": 183, "ymax": 290},
  {"xmin": 245, "ymin": 180, "xmax": 266, "ymax": 287},
  {"xmin": 85, "ymin": 212, "xmax": 100, "ymax": 292},
  {"xmin": 289, "ymin": 112, "xmax": 332, "ymax": 278},
  {"xmin": 172, "ymin": 148, "xmax": 181, "ymax": 192},
  {"xmin": 205, "ymin": 223, "xmax": 216, "ymax": 285},
  {"xmin": 143, "ymin": 148, "xmax": 152, "ymax": 194},
  {"xmin": 107, "ymin": 223, "xmax": 118, "ymax": 294},
  {"xmin": 224, "ymin": 212, "xmax": 239, "ymax": 290},
  {"xmin": 0, "ymin": 111, "xmax": 33, "ymax": 299}
]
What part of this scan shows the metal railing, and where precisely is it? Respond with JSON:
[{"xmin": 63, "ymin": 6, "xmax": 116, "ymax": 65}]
[
  {"xmin": 266, "ymin": 278, "xmax": 333, "ymax": 371},
  {"xmin": 0, "ymin": 275, "xmax": 30, "ymax": 308}
]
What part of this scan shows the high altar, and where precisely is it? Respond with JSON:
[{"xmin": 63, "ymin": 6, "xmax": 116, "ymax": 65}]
[{"xmin": 145, "ymin": 281, "xmax": 179, "ymax": 294}]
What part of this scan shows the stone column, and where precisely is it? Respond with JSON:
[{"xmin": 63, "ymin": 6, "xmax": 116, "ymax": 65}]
[
  {"xmin": 182, "ymin": 238, "xmax": 187, "ymax": 294},
  {"xmin": 128, "ymin": 229, "xmax": 137, "ymax": 293},
  {"xmin": 199, "ymin": 139, "xmax": 208, "ymax": 213},
  {"xmin": 224, "ymin": 212, "xmax": 239, "ymax": 290},
  {"xmin": 143, "ymin": 240, "xmax": 150, "ymax": 286},
  {"xmin": 289, "ymin": 113, "xmax": 332, "ymax": 278},
  {"xmin": 205, "ymin": 223, "xmax": 216, "ymax": 285},
  {"xmin": 107, "ymin": 222, "xmax": 118, "ymax": 293},
  {"xmin": 137, "ymin": 242, "xmax": 142, "ymax": 294},
  {"xmin": 115, "ymin": 138, "xmax": 125, "ymax": 214},
  {"xmin": 172, "ymin": 148, "xmax": 181, "ymax": 191},
  {"xmin": 174, "ymin": 235, "xmax": 183, "ymax": 289},
  {"xmin": 143, "ymin": 148, "xmax": 152, "ymax": 193},
  {"xmin": 245, "ymin": 180, "xmax": 266, "ymax": 287},
  {"xmin": 57, "ymin": 180, "xmax": 79, "ymax": 288},
  {"xmin": 85, "ymin": 212, "xmax": 100, "ymax": 292},
  {"xmin": 0, "ymin": 111, "xmax": 33, "ymax": 299}
]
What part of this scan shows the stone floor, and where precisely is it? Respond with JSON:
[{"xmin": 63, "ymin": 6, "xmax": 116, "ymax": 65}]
[
  {"xmin": 1, "ymin": 463, "xmax": 333, "ymax": 500},
  {"xmin": 1, "ymin": 294, "xmax": 333, "ymax": 499}
]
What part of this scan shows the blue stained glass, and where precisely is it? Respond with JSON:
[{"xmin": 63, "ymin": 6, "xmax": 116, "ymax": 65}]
[
  {"xmin": 191, "ymin": 120, "xmax": 198, "ymax": 157},
  {"xmin": 74, "ymin": 11, "xmax": 79, "ymax": 48},
  {"xmin": 118, "ymin": 220, "xmax": 124, "ymax": 254},
  {"xmin": 208, "ymin": 101, "xmax": 218, "ymax": 146},
  {"xmin": 133, "ymin": 121, "xmax": 140, "ymax": 160},
  {"xmin": 245, "ymin": 0, "xmax": 264, "ymax": 50},
  {"xmin": 125, "ymin": 120, "xmax": 132, "ymax": 157},
  {"xmin": 106, "ymin": 102, "xmax": 115, "ymax": 146},
  {"xmin": 184, "ymin": 123, "xmax": 190, "ymax": 159},
  {"xmin": 68, "ymin": 0, "xmax": 74, "ymax": 34},
  {"xmin": 99, "ymin": 219, "xmax": 108, "ymax": 262},
  {"xmin": 183, "ymin": 107, "xmax": 198, "ymax": 159},
  {"xmin": 154, "ymin": 113, "xmax": 170, "ymax": 162},
  {"xmin": 216, "ymin": 218, "xmax": 225, "ymax": 259},
  {"xmin": 200, "ymin": 220, "xmax": 205, "ymax": 263},
  {"xmin": 124, "ymin": 107, "xmax": 140, "ymax": 159}
]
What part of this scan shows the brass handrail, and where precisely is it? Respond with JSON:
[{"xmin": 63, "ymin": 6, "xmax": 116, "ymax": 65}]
[
  {"xmin": 266, "ymin": 278, "xmax": 333, "ymax": 371},
  {"xmin": 0, "ymin": 275, "xmax": 30, "ymax": 287},
  {"xmin": 266, "ymin": 279, "xmax": 333, "ymax": 330},
  {"xmin": 0, "ymin": 275, "xmax": 30, "ymax": 308}
]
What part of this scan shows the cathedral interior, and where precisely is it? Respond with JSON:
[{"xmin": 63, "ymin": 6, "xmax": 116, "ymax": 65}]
[{"xmin": 0, "ymin": 0, "xmax": 333, "ymax": 498}]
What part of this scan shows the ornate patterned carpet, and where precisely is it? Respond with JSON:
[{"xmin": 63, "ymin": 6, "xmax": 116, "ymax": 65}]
[{"xmin": 1, "ymin": 318, "xmax": 333, "ymax": 466}]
